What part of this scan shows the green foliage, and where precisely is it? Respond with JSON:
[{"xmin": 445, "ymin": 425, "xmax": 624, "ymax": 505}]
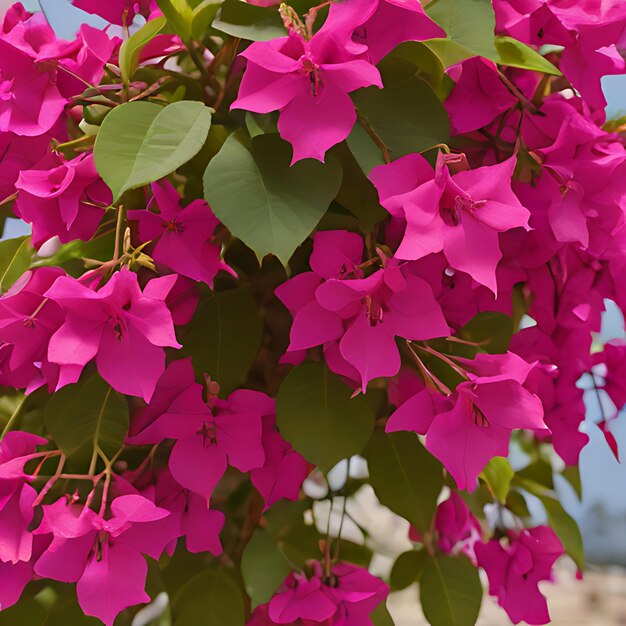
[
  {"xmin": 241, "ymin": 529, "xmax": 293, "ymax": 609},
  {"xmin": 172, "ymin": 570, "xmax": 245, "ymax": 625},
  {"xmin": 204, "ymin": 131, "xmax": 343, "ymax": 264},
  {"xmin": 0, "ymin": 236, "xmax": 32, "ymax": 292},
  {"xmin": 390, "ymin": 549, "xmax": 428, "ymax": 591},
  {"xmin": 518, "ymin": 478, "xmax": 585, "ymax": 569},
  {"xmin": 212, "ymin": 0, "xmax": 285, "ymax": 41},
  {"xmin": 276, "ymin": 362, "xmax": 375, "ymax": 472},
  {"xmin": 481, "ymin": 456, "xmax": 514, "ymax": 504},
  {"xmin": 44, "ymin": 375, "xmax": 128, "ymax": 462},
  {"xmin": 94, "ymin": 101, "xmax": 213, "ymax": 200},
  {"xmin": 494, "ymin": 36, "xmax": 562, "ymax": 75},
  {"xmin": 426, "ymin": 0, "xmax": 498, "ymax": 66},
  {"xmin": 119, "ymin": 16, "xmax": 168, "ymax": 84},
  {"xmin": 181, "ymin": 286, "xmax": 263, "ymax": 394},
  {"xmin": 350, "ymin": 77, "xmax": 450, "ymax": 173},
  {"xmin": 420, "ymin": 555, "xmax": 483, "ymax": 626},
  {"xmin": 364, "ymin": 431, "xmax": 443, "ymax": 533}
]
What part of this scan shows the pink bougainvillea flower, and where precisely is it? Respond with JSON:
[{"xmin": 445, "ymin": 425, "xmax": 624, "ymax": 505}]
[
  {"xmin": 128, "ymin": 359, "xmax": 266, "ymax": 500},
  {"xmin": 493, "ymin": 0, "xmax": 626, "ymax": 113},
  {"xmin": 72, "ymin": 0, "xmax": 157, "ymax": 26},
  {"xmin": 277, "ymin": 230, "xmax": 449, "ymax": 390},
  {"xmin": 318, "ymin": 0, "xmax": 445, "ymax": 64},
  {"xmin": 371, "ymin": 152, "xmax": 530, "ymax": 293},
  {"xmin": 0, "ymin": 431, "xmax": 47, "ymax": 565},
  {"xmin": 410, "ymin": 491, "xmax": 483, "ymax": 560},
  {"xmin": 265, "ymin": 560, "xmax": 389, "ymax": 625},
  {"xmin": 128, "ymin": 180, "xmax": 233, "ymax": 287},
  {"xmin": 444, "ymin": 57, "xmax": 517, "ymax": 136},
  {"xmin": 3, "ymin": 11, "xmax": 117, "ymax": 100},
  {"xmin": 0, "ymin": 22, "xmax": 66, "ymax": 136},
  {"xmin": 15, "ymin": 152, "xmax": 112, "ymax": 248},
  {"xmin": 0, "ymin": 267, "xmax": 84, "ymax": 394},
  {"xmin": 387, "ymin": 352, "xmax": 545, "ymax": 490},
  {"xmin": 476, "ymin": 526, "xmax": 564, "ymax": 625},
  {"xmin": 45, "ymin": 268, "xmax": 181, "ymax": 401},
  {"xmin": 0, "ymin": 132, "xmax": 51, "ymax": 202},
  {"xmin": 251, "ymin": 407, "xmax": 310, "ymax": 509},
  {"xmin": 231, "ymin": 28, "xmax": 382, "ymax": 162},
  {"xmin": 34, "ymin": 494, "xmax": 171, "ymax": 626},
  {"xmin": 121, "ymin": 468, "xmax": 225, "ymax": 557}
]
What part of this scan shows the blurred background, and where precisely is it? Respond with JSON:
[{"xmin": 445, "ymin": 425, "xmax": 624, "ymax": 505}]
[{"xmin": 4, "ymin": 1, "xmax": 626, "ymax": 624}]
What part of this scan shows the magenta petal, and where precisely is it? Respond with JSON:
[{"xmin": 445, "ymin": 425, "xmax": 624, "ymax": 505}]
[
  {"xmin": 77, "ymin": 542, "xmax": 150, "ymax": 626},
  {"xmin": 278, "ymin": 81, "xmax": 357, "ymax": 163},
  {"xmin": 339, "ymin": 313, "xmax": 401, "ymax": 390},
  {"xmin": 386, "ymin": 389, "xmax": 440, "ymax": 434},
  {"xmin": 0, "ymin": 558, "xmax": 32, "ymax": 609},
  {"xmin": 184, "ymin": 494, "xmax": 224, "ymax": 555},
  {"xmin": 34, "ymin": 533, "xmax": 95, "ymax": 583},
  {"xmin": 442, "ymin": 216, "xmax": 502, "ymax": 294},
  {"xmin": 425, "ymin": 399, "xmax": 510, "ymax": 491},
  {"xmin": 288, "ymin": 300, "xmax": 344, "ymax": 351},
  {"xmin": 472, "ymin": 381, "xmax": 545, "ymax": 430},
  {"xmin": 169, "ymin": 435, "xmax": 227, "ymax": 500},
  {"xmin": 96, "ymin": 324, "xmax": 165, "ymax": 401}
]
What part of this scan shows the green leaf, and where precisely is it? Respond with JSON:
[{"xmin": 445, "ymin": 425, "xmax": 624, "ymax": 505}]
[
  {"xmin": 157, "ymin": 0, "xmax": 194, "ymax": 39},
  {"xmin": 0, "ymin": 235, "xmax": 32, "ymax": 292},
  {"xmin": 44, "ymin": 376, "xmax": 128, "ymax": 462},
  {"xmin": 212, "ymin": 0, "xmax": 284, "ymax": 41},
  {"xmin": 560, "ymin": 465, "xmax": 582, "ymax": 500},
  {"xmin": 332, "ymin": 142, "xmax": 387, "ymax": 232},
  {"xmin": 276, "ymin": 362, "xmax": 374, "ymax": 472},
  {"xmin": 241, "ymin": 529, "xmax": 292, "ymax": 609},
  {"xmin": 390, "ymin": 549, "xmax": 428, "ymax": 591},
  {"xmin": 425, "ymin": 0, "xmax": 497, "ymax": 66},
  {"xmin": 518, "ymin": 479, "xmax": 585, "ymax": 569},
  {"xmin": 119, "ymin": 15, "xmax": 167, "ymax": 84},
  {"xmin": 180, "ymin": 286, "xmax": 262, "ymax": 395},
  {"xmin": 481, "ymin": 456, "xmax": 514, "ymax": 504},
  {"xmin": 462, "ymin": 311, "xmax": 514, "ymax": 354},
  {"xmin": 420, "ymin": 555, "xmax": 482, "ymax": 626},
  {"xmin": 94, "ymin": 100, "xmax": 213, "ymax": 200},
  {"xmin": 350, "ymin": 77, "xmax": 449, "ymax": 169},
  {"xmin": 364, "ymin": 431, "xmax": 443, "ymax": 532},
  {"xmin": 173, "ymin": 570, "xmax": 245, "ymax": 626},
  {"xmin": 0, "ymin": 597, "xmax": 46, "ymax": 625},
  {"xmin": 204, "ymin": 131, "xmax": 342, "ymax": 265},
  {"xmin": 494, "ymin": 36, "xmax": 562, "ymax": 76},
  {"xmin": 371, "ymin": 602, "xmax": 396, "ymax": 626}
]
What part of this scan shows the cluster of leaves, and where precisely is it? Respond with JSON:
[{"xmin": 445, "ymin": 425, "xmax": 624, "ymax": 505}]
[{"xmin": 0, "ymin": 0, "xmax": 624, "ymax": 625}]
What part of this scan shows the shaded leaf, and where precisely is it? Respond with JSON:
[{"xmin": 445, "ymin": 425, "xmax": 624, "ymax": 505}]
[
  {"xmin": 204, "ymin": 131, "xmax": 342, "ymax": 265},
  {"xmin": 364, "ymin": 430, "xmax": 443, "ymax": 532},
  {"xmin": 276, "ymin": 363, "xmax": 374, "ymax": 472},
  {"xmin": 181, "ymin": 286, "xmax": 263, "ymax": 395},
  {"xmin": 419, "ymin": 555, "xmax": 482, "ymax": 626},
  {"xmin": 350, "ymin": 77, "xmax": 449, "ymax": 171},
  {"xmin": 241, "ymin": 529, "xmax": 292, "ymax": 609},
  {"xmin": 44, "ymin": 375, "xmax": 128, "ymax": 462},
  {"xmin": 371, "ymin": 602, "xmax": 396, "ymax": 626},
  {"xmin": 390, "ymin": 549, "xmax": 428, "ymax": 591},
  {"xmin": 173, "ymin": 570, "xmax": 245, "ymax": 626}
]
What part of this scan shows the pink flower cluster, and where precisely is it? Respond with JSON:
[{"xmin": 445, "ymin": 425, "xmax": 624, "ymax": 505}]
[{"xmin": 0, "ymin": 0, "xmax": 624, "ymax": 623}]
